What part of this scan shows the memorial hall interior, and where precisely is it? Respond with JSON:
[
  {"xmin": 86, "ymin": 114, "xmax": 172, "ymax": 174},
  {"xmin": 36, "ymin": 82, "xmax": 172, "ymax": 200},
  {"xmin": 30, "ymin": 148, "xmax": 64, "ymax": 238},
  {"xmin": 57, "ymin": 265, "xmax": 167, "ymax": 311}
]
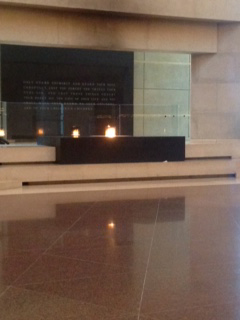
[{"xmin": 1, "ymin": 1, "xmax": 240, "ymax": 319}]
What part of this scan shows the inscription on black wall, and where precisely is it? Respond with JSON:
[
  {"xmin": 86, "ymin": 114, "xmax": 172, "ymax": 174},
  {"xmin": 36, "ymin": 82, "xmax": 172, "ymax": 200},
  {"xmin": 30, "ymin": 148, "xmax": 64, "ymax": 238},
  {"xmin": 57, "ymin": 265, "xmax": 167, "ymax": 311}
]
[
  {"xmin": 22, "ymin": 80, "xmax": 117, "ymax": 104},
  {"xmin": 1, "ymin": 45, "xmax": 133, "ymax": 138}
]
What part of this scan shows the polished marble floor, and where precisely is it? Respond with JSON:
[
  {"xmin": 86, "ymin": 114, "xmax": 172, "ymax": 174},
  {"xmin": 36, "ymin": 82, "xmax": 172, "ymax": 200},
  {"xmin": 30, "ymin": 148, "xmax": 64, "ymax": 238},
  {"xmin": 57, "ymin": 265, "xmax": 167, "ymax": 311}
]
[{"xmin": 1, "ymin": 183, "xmax": 240, "ymax": 319}]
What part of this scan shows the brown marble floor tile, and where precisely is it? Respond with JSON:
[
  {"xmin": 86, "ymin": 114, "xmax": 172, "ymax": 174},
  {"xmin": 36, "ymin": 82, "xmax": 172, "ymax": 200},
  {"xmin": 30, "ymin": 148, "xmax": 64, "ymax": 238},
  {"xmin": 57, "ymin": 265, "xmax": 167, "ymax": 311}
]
[
  {"xmin": 48, "ymin": 228, "xmax": 153, "ymax": 252},
  {"xmin": 0, "ymin": 286, "xmax": 134, "ymax": 320},
  {"xmin": 48, "ymin": 242, "xmax": 151, "ymax": 271},
  {"xmin": 0, "ymin": 252, "xmax": 42, "ymax": 285},
  {"xmin": 49, "ymin": 233, "xmax": 112, "ymax": 251},
  {"xmin": 68, "ymin": 199, "xmax": 158, "ymax": 237},
  {"xmin": 91, "ymin": 272, "xmax": 145, "ymax": 313},
  {"xmin": 67, "ymin": 314, "xmax": 147, "ymax": 320},
  {"xmin": 3, "ymin": 185, "xmax": 240, "ymax": 319},
  {"xmin": 47, "ymin": 199, "xmax": 157, "ymax": 270},
  {"xmin": 144, "ymin": 258, "xmax": 240, "ymax": 294},
  {"xmin": 0, "ymin": 229, "xmax": 62, "ymax": 256},
  {"xmin": 142, "ymin": 250, "xmax": 240, "ymax": 314},
  {"xmin": 0, "ymin": 284, "xmax": 8, "ymax": 296},
  {"xmin": 149, "ymin": 212, "xmax": 240, "ymax": 272},
  {"xmin": 18, "ymin": 276, "xmax": 98, "ymax": 303},
  {"xmin": 184, "ymin": 185, "xmax": 240, "ymax": 208},
  {"xmin": 188, "ymin": 207, "xmax": 240, "ymax": 241},
  {"xmin": 18, "ymin": 268, "xmax": 145, "ymax": 309},
  {"xmin": 0, "ymin": 203, "xmax": 92, "ymax": 257},
  {"xmin": 113, "ymin": 316, "xmax": 152, "ymax": 320},
  {"xmin": 189, "ymin": 243, "xmax": 240, "ymax": 266},
  {"xmin": 2, "ymin": 203, "xmax": 91, "ymax": 237},
  {"xmin": 141, "ymin": 273, "xmax": 240, "ymax": 314},
  {"xmin": 232, "ymin": 209, "xmax": 240, "ymax": 224},
  {"xmin": 145, "ymin": 302, "xmax": 240, "ymax": 320},
  {"xmin": 15, "ymin": 254, "xmax": 119, "ymax": 285},
  {"xmin": 48, "ymin": 214, "xmax": 154, "ymax": 247},
  {"xmin": 94, "ymin": 199, "xmax": 159, "ymax": 212},
  {"xmin": 55, "ymin": 202, "xmax": 94, "ymax": 220},
  {"xmin": 145, "ymin": 240, "xmax": 190, "ymax": 274}
]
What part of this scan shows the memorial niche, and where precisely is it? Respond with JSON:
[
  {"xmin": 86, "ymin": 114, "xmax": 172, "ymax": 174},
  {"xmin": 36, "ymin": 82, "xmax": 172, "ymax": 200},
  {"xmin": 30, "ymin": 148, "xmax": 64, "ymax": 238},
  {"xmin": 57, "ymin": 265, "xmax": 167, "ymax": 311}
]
[{"xmin": 1, "ymin": 45, "xmax": 133, "ymax": 140}]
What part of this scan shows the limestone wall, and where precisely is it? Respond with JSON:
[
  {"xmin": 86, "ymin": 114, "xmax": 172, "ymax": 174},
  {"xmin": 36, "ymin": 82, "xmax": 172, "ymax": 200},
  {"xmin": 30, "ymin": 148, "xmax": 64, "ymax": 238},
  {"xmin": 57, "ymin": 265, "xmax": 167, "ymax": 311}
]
[
  {"xmin": 191, "ymin": 24, "xmax": 240, "ymax": 139},
  {"xmin": 0, "ymin": 6, "xmax": 217, "ymax": 53},
  {"xmin": 0, "ymin": 0, "xmax": 240, "ymax": 22}
]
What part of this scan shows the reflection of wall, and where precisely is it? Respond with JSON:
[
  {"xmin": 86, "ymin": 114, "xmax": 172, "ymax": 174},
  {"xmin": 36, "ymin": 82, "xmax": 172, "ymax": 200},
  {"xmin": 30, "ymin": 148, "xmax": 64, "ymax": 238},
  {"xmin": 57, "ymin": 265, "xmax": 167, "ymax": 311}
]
[
  {"xmin": 134, "ymin": 52, "xmax": 190, "ymax": 138},
  {"xmin": 134, "ymin": 197, "xmax": 187, "ymax": 276}
]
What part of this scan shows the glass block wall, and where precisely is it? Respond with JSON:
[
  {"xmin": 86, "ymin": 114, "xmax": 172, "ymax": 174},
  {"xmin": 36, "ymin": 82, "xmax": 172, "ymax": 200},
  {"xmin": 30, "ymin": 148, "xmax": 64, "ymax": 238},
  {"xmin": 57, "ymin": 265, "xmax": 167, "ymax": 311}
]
[{"xmin": 133, "ymin": 52, "xmax": 191, "ymax": 138}]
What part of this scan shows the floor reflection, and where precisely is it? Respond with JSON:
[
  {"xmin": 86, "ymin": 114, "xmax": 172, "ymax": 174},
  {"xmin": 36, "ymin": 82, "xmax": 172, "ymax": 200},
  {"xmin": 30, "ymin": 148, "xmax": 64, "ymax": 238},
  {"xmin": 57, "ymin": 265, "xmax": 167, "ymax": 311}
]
[{"xmin": 0, "ymin": 185, "xmax": 240, "ymax": 319}]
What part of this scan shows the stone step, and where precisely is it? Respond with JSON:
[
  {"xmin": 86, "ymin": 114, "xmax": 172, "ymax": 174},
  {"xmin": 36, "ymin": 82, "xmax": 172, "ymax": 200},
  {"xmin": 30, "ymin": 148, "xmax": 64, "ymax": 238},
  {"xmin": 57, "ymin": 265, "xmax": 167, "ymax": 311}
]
[
  {"xmin": 0, "ymin": 159, "xmax": 238, "ymax": 186},
  {"xmin": 0, "ymin": 180, "xmax": 21, "ymax": 190}
]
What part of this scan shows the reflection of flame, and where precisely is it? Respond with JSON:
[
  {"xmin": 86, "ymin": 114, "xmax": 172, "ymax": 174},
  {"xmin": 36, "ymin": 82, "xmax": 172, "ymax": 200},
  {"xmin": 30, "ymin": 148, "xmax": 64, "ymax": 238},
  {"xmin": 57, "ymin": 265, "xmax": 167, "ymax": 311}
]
[
  {"xmin": 105, "ymin": 125, "xmax": 116, "ymax": 138},
  {"xmin": 0, "ymin": 129, "xmax": 5, "ymax": 137},
  {"xmin": 37, "ymin": 128, "xmax": 44, "ymax": 136},
  {"xmin": 72, "ymin": 129, "xmax": 80, "ymax": 138},
  {"xmin": 108, "ymin": 222, "xmax": 115, "ymax": 229}
]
